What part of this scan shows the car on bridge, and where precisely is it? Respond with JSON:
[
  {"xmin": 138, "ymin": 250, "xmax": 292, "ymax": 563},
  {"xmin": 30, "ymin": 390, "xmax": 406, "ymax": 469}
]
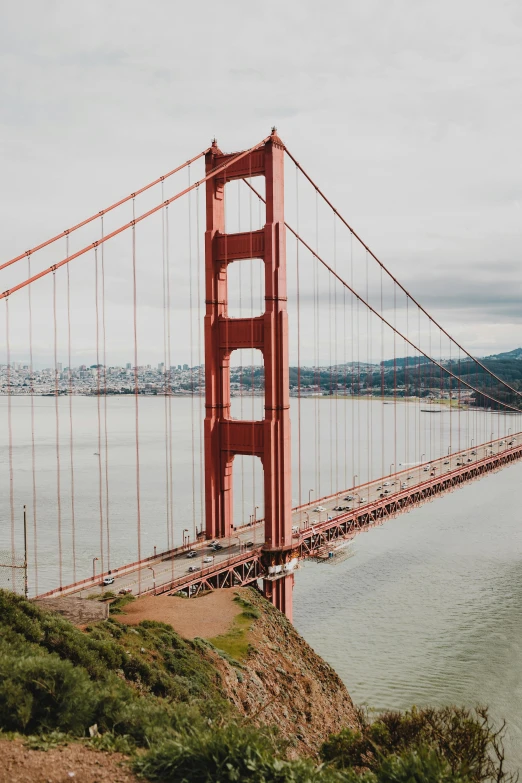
[
  {"xmin": 202, "ymin": 556, "xmax": 213, "ymax": 564},
  {"xmin": 186, "ymin": 550, "xmax": 197, "ymax": 558},
  {"xmin": 313, "ymin": 506, "xmax": 326, "ymax": 512},
  {"xmin": 187, "ymin": 565, "xmax": 200, "ymax": 573}
]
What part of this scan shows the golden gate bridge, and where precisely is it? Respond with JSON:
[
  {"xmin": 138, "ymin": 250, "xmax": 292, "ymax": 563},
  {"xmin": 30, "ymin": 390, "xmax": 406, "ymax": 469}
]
[{"xmin": 2, "ymin": 128, "xmax": 521, "ymax": 620}]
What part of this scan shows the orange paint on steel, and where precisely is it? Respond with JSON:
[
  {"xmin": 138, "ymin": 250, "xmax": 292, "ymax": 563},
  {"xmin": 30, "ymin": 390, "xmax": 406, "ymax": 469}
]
[
  {"xmin": 0, "ymin": 150, "xmax": 209, "ymax": 273},
  {"xmin": 203, "ymin": 130, "xmax": 294, "ymax": 620}
]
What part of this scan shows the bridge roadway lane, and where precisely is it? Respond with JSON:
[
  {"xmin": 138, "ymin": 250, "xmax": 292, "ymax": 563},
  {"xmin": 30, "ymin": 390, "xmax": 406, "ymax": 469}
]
[{"xmin": 71, "ymin": 434, "xmax": 518, "ymax": 599}]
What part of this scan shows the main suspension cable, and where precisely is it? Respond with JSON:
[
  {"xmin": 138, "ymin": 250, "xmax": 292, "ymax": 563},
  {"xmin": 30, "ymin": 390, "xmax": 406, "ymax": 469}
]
[{"xmin": 283, "ymin": 147, "xmax": 522, "ymax": 400}]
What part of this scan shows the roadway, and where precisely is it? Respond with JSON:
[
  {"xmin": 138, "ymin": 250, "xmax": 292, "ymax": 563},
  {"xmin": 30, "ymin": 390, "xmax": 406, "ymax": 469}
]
[{"xmin": 45, "ymin": 433, "xmax": 518, "ymax": 600}]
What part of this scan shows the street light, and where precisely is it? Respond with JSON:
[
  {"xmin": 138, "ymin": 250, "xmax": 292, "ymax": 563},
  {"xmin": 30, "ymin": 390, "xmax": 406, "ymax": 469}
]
[
  {"xmin": 183, "ymin": 528, "xmax": 188, "ymax": 548},
  {"xmin": 304, "ymin": 511, "xmax": 310, "ymax": 527},
  {"xmin": 254, "ymin": 506, "xmax": 259, "ymax": 524},
  {"xmin": 470, "ymin": 439, "xmax": 474, "ymax": 447},
  {"xmin": 308, "ymin": 489, "xmax": 314, "ymax": 506},
  {"xmin": 389, "ymin": 463, "xmax": 394, "ymax": 476},
  {"xmin": 352, "ymin": 474, "xmax": 358, "ymax": 488},
  {"xmin": 92, "ymin": 557, "xmax": 99, "ymax": 579},
  {"xmin": 148, "ymin": 566, "xmax": 156, "ymax": 592},
  {"xmin": 421, "ymin": 453, "xmax": 425, "ymax": 463}
]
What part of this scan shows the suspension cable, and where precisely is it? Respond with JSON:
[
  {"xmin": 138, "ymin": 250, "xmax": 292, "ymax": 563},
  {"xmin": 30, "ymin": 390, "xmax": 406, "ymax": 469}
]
[
  {"xmin": 283, "ymin": 147, "xmax": 522, "ymax": 400},
  {"xmin": 1, "ymin": 137, "xmax": 271, "ymax": 302},
  {"xmin": 0, "ymin": 150, "xmax": 210, "ymax": 273},
  {"xmin": 242, "ymin": 178, "xmax": 522, "ymax": 415}
]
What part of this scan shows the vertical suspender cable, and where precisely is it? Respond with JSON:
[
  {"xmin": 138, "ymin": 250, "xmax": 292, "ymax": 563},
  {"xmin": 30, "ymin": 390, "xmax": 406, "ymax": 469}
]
[
  {"xmin": 161, "ymin": 182, "xmax": 171, "ymax": 549},
  {"xmin": 165, "ymin": 204, "xmax": 175, "ymax": 556},
  {"xmin": 196, "ymin": 186, "xmax": 204, "ymax": 534},
  {"xmin": 94, "ymin": 247, "xmax": 104, "ymax": 575},
  {"xmin": 5, "ymin": 299, "xmax": 16, "ymax": 589},
  {"xmin": 28, "ymin": 257, "xmax": 39, "ymax": 594},
  {"xmin": 100, "ymin": 218, "xmax": 110, "ymax": 570},
  {"xmin": 53, "ymin": 272, "xmax": 63, "ymax": 586},
  {"xmin": 131, "ymin": 200, "xmax": 142, "ymax": 593},
  {"xmin": 333, "ymin": 213, "xmax": 338, "ymax": 494},
  {"xmin": 65, "ymin": 239, "xmax": 76, "ymax": 583},
  {"xmin": 188, "ymin": 166, "xmax": 196, "ymax": 542},
  {"xmin": 350, "ymin": 232, "xmax": 355, "ymax": 487},
  {"xmin": 314, "ymin": 189, "xmax": 323, "ymax": 497}
]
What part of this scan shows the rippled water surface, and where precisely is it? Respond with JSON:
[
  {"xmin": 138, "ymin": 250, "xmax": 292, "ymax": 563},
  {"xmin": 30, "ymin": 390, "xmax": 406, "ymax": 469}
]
[{"xmin": 294, "ymin": 463, "xmax": 522, "ymax": 769}]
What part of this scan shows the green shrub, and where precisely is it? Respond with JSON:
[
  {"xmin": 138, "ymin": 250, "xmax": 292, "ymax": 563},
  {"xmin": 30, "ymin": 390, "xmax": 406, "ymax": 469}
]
[
  {"xmin": 321, "ymin": 707, "xmax": 514, "ymax": 783},
  {"xmin": 133, "ymin": 722, "xmax": 339, "ymax": 782},
  {"xmin": 0, "ymin": 653, "xmax": 96, "ymax": 735}
]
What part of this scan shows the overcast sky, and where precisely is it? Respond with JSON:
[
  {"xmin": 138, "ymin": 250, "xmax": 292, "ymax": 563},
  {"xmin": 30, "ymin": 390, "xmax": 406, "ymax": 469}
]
[{"xmin": 1, "ymin": 0, "xmax": 522, "ymax": 365}]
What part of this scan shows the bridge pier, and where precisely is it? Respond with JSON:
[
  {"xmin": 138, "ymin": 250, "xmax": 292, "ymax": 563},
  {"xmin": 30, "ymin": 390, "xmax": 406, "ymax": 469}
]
[{"xmin": 263, "ymin": 574, "xmax": 294, "ymax": 622}]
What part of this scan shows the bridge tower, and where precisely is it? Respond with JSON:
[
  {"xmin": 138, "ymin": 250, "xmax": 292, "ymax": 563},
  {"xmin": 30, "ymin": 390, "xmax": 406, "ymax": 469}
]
[{"xmin": 204, "ymin": 130, "xmax": 295, "ymax": 619}]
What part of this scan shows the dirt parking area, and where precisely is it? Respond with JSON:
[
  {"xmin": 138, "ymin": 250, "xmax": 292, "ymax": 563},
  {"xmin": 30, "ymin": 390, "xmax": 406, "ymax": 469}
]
[{"xmin": 119, "ymin": 588, "xmax": 242, "ymax": 639}]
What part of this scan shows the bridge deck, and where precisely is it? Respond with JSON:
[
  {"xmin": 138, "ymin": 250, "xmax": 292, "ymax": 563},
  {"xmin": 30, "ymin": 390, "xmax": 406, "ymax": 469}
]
[{"xmin": 36, "ymin": 434, "xmax": 521, "ymax": 601}]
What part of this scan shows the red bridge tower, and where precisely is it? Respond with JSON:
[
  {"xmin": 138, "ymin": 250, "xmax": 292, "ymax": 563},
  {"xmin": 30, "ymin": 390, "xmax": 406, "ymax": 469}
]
[{"xmin": 204, "ymin": 130, "xmax": 294, "ymax": 619}]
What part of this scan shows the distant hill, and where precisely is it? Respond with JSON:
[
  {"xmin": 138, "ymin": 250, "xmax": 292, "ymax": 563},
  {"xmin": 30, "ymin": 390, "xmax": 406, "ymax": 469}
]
[{"xmin": 483, "ymin": 347, "xmax": 522, "ymax": 361}]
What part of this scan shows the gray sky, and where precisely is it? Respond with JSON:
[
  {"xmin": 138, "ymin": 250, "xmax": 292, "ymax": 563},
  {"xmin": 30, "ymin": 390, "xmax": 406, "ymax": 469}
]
[{"xmin": 1, "ymin": 0, "xmax": 521, "ymax": 365}]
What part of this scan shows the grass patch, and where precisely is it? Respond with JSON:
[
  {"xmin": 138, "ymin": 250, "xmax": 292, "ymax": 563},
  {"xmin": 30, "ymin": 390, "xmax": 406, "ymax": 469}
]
[
  {"xmin": 207, "ymin": 599, "xmax": 260, "ymax": 663},
  {"xmin": 207, "ymin": 613, "xmax": 253, "ymax": 662}
]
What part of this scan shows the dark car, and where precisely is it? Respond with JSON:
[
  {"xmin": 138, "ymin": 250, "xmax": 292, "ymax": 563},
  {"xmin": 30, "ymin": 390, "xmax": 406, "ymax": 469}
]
[{"xmin": 186, "ymin": 550, "xmax": 197, "ymax": 558}]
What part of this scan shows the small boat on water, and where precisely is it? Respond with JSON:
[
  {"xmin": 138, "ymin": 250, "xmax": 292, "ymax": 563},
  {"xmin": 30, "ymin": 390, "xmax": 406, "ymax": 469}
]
[{"xmin": 421, "ymin": 408, "xmax": 441, "ymax": 413}]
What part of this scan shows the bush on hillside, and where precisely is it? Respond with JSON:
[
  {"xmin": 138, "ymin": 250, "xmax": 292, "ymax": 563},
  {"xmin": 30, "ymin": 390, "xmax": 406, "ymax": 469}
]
[
  {"xmin": 133, "ymin": 722, "xmax": 338, "ymax": 783},
  {"xmin": 321, "ymin": 707, "xmax": 515, "ymax": 783},
  {"xmin": 0, "ymin": 652, "xmax": 96, "ymax": 734}
]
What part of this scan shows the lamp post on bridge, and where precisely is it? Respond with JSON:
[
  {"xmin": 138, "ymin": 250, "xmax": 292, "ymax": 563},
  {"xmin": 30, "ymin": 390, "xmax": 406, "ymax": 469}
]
[
  {"xmin": 352, "ymin": 474, "xmax": 358, "ymax": 489},
  {"xmin": 183, "ymin": 528, "xmax": 188, "ymax": 548},
  {"xmin": 308, "ymin": 489, "xmax": 314, "ymax": 507},
  {"xmin": 148, "ymin": 566, "xmax": 156, "ymax": 593},
  {"xmin": 92, "ymin": 557, "xmax": 99, "ymax": 580},
  {"xmin": 389, "ymin": 463, "xmax": 394, "ymax": 476}
]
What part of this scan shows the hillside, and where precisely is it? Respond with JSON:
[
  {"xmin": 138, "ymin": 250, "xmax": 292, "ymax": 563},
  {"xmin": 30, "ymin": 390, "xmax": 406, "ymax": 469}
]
[{"xmin": 0, "ymin": 588, "xmax": 512, "ymax": 782}]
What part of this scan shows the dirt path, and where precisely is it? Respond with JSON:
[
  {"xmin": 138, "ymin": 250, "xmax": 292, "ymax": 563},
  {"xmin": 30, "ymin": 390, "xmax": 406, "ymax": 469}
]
[
  {"xmin": 119, "ymin": 588, "xmax": 242, "ymax": 639},
  {"xmin": 0, "ymin": 739, "xmax": 138, "ymax": 783}
]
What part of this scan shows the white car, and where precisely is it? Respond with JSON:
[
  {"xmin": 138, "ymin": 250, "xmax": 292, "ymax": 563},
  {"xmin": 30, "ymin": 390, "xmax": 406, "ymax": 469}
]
[
  {"xmin": 313, "ymin": 506, "xmax": 326, "ymax": 512},
  {"xmin": 203, "ymin": 556, "xmax": 213, "ymax": 564},
  {"xmin": 103, "ymin": 576, "xmax": 115, "ymax": 586}
]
